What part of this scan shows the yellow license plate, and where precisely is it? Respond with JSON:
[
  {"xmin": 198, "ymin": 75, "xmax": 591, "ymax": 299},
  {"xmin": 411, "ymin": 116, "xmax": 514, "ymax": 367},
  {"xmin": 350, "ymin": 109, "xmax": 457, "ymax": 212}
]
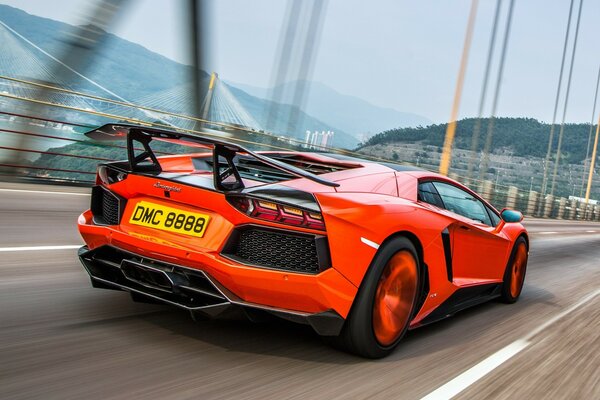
[{"xmin": 129, "ymin": 201, "xmax": 210, "ymax": 238}]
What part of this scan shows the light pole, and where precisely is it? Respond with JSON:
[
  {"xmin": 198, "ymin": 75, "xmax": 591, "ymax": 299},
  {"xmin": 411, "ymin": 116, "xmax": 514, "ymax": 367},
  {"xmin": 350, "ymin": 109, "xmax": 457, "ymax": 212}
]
[{"xmin": 530, "ymin": 176, "xmax": 534, "ymax": 192}]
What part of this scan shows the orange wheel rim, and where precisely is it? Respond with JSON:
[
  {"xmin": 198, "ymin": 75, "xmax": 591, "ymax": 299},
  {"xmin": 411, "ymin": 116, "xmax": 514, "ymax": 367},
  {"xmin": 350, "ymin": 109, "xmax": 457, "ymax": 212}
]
[
  {"xmin": 510, "ymin": 243, "xmax": 527, "ymax": 298},
  {"xmin": 372, "ymin": 250, "xmax": 418, "ymax": 347}
]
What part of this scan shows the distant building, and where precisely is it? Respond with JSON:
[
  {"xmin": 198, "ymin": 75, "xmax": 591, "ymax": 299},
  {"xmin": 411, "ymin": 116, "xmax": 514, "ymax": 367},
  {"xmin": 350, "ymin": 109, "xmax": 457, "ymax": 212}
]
[
  {"xmin": 568, "ymin": 196, "xmax": 598, "ymax": 205},
  {"xmin": 304, "ymin": 130, "xmax": 335, "ymax": 150}
]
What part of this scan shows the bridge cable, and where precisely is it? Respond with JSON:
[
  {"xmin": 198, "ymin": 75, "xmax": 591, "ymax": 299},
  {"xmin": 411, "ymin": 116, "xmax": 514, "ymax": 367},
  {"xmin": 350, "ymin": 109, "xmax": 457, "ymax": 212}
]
[
  {"xmin": 439, "ymin": 0, "xmax": 479, "ymax": 176},
  {"xmin": 550, "ymin": 0, "xmax": 584, "ymax": 197},
  {"xmin": 0, "ymin": 75, "xmax": 309, "ymax": 150},
  {"xmin": 540, "ymin": 0, "xmax": 576, "ymax": 197},
  {"xmin": 466, "ymin": 0, "xmax": 503, "ymax": 182},
  {"xmin": 186, "ymin": 0, "xmax": 205, "ymax": 130},
  {"xmin": 265, "ymin": 0, "xmax": 303, "ymax": 135},
  {"xmin": 478, "ymin": 0, "xmax": 515, "ymax": 186},
  {"xmin": 285, "ymin": 1, "xmax": 328, "ymax": 136},
  {"xmin": 0, "ymin": 0, "xmax": 134, "ymax": 168},
  {"xmin": 585, "ymin": 106, "xmax": 600, "ymax": 202},
  {"xmin": 580, "ymin": 64, "xmax": 600, "ymax": 197}
]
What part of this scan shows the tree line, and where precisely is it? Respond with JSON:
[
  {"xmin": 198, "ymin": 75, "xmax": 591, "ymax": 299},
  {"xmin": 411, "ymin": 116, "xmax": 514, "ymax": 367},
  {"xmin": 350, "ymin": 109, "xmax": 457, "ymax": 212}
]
[{"xmin": 359, "ymin": 117, "xmax": 596, "ymax": 164}]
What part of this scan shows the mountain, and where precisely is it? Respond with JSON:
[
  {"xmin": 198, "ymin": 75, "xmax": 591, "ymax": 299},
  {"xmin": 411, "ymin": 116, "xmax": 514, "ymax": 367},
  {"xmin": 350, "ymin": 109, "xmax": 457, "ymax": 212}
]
[
  {"xmin": 223, "ymin": 84, "xmax": 357, "ymax": 148},
  {"xmin": 0, "ymin": 4, "xmax": 358, "ymax": 148},
  {"xmin": 0, "ymin": 5, "xmax": 194, "ymax": 98},
  {"xmin": 232, "ymin": 80, "xmax": 432, "ymax": 139},
  {"xmin": 361, "ymin": 117, "xmax": 593, "ymax": 164}
]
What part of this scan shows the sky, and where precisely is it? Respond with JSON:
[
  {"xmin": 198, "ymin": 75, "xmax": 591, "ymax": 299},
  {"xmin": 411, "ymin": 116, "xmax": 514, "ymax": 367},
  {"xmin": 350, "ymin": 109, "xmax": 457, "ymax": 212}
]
[{"xmin": 1, "ymin": 0, "xmax": 599, "ymax": 124}]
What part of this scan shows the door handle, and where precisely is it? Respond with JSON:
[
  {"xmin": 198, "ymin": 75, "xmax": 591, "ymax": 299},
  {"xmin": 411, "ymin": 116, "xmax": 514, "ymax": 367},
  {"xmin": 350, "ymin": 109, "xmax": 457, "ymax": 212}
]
[{"xmin": 460, "ymin": 225, "xmax": 470, "ymax": 231}]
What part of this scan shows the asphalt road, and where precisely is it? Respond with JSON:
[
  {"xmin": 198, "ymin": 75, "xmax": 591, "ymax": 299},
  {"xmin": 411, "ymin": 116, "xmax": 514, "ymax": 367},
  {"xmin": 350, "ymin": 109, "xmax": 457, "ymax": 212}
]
[{"xmin": 1, "ymin": 183, "xmax": 599, "ymax": 400}]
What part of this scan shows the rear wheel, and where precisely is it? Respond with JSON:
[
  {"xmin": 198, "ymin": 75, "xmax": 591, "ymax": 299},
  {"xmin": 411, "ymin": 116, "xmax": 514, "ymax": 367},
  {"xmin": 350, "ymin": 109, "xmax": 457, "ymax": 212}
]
[
  {"xmin": 332, "ymin": 237, "xmax": 419, "ymax": 358},
  {"xmin": 500, "ymin": 237, "xmax": 528, "ymax": 303}
]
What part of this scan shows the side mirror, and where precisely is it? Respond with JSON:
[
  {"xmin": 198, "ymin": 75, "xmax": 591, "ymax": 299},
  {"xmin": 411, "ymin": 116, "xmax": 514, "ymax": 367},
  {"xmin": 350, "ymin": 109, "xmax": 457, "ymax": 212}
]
[{"xmin": 501, "ymin": 209, "xmax": 523, "ymax": 223}]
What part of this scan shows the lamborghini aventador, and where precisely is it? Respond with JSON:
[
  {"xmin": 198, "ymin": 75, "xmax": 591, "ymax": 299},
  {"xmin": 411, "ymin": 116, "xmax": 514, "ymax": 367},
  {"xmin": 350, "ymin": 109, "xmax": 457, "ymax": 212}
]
[{"xmin": 77, "ymin": 124, "xmax": 528, "ymax": 358}]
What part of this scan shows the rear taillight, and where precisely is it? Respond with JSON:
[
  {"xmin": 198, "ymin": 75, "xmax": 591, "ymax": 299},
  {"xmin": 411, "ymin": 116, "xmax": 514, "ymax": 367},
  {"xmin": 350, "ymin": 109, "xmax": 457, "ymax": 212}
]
[
  {"xmin": 97, "ymin": 165, "xmax": 127, "ymax": 185},
  {"xmin": 228, "ymin": 196, "xmax": 325, "ymax": 231}
]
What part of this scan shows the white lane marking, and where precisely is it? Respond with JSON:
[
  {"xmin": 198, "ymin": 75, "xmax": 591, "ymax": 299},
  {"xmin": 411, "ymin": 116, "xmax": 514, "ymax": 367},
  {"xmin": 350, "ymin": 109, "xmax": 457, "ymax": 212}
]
[
  {"xmin": 537, "ymin": 231, "xmax": 559, "ymax": 234},
  {"xmin": 421, "ymin": 340, "xmax": 530, "ymax": 400},
  {"xmin": 0, "ymin": 188, "xmax": 90, "ymax": 196},
  {"xmin": 522, "ymin": 288, "xmax": 600, "ymax": 341},
  {"xmin": 0, "ymin": 245, "xmax": 81, "ymax": 252},
  {"xmin": 360, "ymin": 237, "xmax": 380, "ymax": 249},
  {"xmin": 420, "ymin": 288, "xmax": 600, "ymax": 400},
  {"xmin": 586, "ymin": 230, "xmax": 596, "ymax": 233}
]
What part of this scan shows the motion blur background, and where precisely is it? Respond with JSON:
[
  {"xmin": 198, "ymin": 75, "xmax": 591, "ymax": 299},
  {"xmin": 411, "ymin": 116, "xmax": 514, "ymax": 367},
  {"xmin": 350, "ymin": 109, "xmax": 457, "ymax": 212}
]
[
  {"xmin": 1, "ymin": 2, "xmax": 600, "ymax": 399},
  {"xmin": 2, "ymin": 0, "xmax": 600, "ymax": 214}
]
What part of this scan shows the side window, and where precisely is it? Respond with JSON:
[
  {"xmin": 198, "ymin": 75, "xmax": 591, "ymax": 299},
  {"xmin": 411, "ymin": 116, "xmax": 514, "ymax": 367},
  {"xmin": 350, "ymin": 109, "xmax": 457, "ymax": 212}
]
[
  {"xmin": 432, "ymin": 182, "xmax": 492, "ymax": 226},
  {"xmin": 418, "ymin": 181, "xmax": 444, "ymax": 209},
  {"xmin": 486, "ymin": 205, "xmax": 501, "ymax": 227}
]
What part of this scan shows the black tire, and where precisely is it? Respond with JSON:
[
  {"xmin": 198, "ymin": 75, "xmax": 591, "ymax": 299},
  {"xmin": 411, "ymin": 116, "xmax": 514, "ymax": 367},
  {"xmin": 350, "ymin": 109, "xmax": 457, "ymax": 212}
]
[
  {"xmin": 500, "ymin": 236, "xmax": 528, "ymax": 304},
  {"xmin": 330, "ymin": 237, "xmax": 420, "ymax": 358}
]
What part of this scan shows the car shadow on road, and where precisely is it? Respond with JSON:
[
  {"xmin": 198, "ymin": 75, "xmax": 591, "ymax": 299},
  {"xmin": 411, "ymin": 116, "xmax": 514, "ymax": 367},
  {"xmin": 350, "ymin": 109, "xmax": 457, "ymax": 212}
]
[
  {"xmin": 381, "ymin": 284, "xmax": 557, "ymax": 363},
  {"xmin": 118, "ymin": 284, "xmax": 555, "ymax": 364},
  {"xmin": 137, "ymin": 306, "xmax": 364, "ymax": 364}
]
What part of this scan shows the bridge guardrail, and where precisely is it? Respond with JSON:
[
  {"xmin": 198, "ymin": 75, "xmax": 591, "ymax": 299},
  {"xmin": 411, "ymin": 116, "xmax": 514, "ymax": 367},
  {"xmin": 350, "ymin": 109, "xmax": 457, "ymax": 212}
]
[{"xmin": 1, "ymin": 77, "xmax": 599, "ymax": 221}]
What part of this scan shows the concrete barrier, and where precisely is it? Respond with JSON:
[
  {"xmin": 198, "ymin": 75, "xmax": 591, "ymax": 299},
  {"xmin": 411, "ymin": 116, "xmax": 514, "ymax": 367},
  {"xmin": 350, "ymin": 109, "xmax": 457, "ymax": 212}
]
[
  {"xmin": 526, "ymin": 191, "xmax": 539, "ymax": 217},
  {"xmin": 585, "ymin": 202, "xmax": 594, "ymax": 221},
  {"xmin": 569, "ymin": 198, "xmax": 577, "ymax": 220},
  {"xmin": 557, "ymin": 197, "xmax": 567, "ymax": 220},
  {"xmin": 505, "ymin": 186, "xmax": 518, "ymax": 209},
  {"xmin": 543, "ymin": 195, "xmax": 554, "ymax": 218}
]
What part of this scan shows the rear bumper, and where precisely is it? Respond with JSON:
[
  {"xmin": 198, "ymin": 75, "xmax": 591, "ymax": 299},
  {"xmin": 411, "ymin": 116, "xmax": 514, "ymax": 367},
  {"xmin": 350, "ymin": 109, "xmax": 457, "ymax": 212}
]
[
  {"xmin": 79, "ymin": 245, "xmax": 345, "ymax": 336},
  {"xmin": 78, "ymin": 208, "xmax": 357, "ymax": 319}
]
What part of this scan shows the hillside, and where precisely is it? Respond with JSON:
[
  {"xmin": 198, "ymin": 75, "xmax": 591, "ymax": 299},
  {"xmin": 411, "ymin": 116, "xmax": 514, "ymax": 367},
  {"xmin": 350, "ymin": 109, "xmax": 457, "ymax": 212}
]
[
  {"xmin": 360, "ymin": 117, "xmax": 594, "ymax": 164},
  {"xmin": 0, "ymin": 4, "xmax": 358, "ymax": 148},
  {"xmin": 357, "ymin": 117, "xmax": 599, "ymax": 199}
]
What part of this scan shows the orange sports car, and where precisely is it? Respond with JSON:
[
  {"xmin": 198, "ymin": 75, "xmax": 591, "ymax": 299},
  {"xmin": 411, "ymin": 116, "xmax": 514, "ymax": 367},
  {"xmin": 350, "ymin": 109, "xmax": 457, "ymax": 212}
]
[{"xmin": 78, "ymin": 124, "xmax": 529, "ymax": 358}]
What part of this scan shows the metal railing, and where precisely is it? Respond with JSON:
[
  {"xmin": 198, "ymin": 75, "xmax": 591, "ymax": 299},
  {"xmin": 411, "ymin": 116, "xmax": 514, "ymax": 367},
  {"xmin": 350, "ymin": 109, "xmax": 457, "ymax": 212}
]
[{"xmin": 1, "ymin": 78, "xmax": 600, "ymax": 221}]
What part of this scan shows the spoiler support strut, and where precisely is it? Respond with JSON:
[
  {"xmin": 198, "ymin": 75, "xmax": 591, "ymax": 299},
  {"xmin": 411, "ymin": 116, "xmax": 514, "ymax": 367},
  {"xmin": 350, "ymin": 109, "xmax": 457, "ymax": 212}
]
[{"xmin": 85, "ymin": 124, "xmax": 340, "ymax": 190}]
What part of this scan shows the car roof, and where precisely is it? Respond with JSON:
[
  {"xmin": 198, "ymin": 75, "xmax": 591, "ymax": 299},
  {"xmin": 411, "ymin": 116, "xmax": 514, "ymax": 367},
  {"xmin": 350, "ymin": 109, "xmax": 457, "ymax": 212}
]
[
  {"xmin": 259, "ymin": 151, "xmax": 470, "ymax": 191},
  {"xmin": 319, "ymin": 152, "xmax": 425, "ymax": 172}
]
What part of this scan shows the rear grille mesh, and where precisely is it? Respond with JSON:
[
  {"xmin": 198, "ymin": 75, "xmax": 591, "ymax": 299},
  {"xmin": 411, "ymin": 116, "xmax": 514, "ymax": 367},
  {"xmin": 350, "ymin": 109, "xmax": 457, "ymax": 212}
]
[
  {"xmin": 101, "ymin": 190, "xmax": 120, "ymax": 225},
  {"xmin": 224, "ymin": 228, "xmax": 323, "ymax": 273},
  {"xmin": 91, "ymin": 186, "xmax": 124, "ymax": 225}
]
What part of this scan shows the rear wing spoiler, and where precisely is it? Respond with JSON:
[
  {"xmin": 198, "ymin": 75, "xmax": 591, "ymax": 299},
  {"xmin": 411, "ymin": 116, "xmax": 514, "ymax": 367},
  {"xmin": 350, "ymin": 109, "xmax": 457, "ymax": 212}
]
[{"xmin": 85, "ymin": 124, "xmax": 339, "ymax": 190}]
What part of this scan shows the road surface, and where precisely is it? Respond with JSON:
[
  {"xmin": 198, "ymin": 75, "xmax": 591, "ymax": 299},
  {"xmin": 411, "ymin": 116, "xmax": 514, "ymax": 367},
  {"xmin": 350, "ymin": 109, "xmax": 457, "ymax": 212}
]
[{"xmin": 1, "ymin": 183, "xmax": 598, "ymax": 399}]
